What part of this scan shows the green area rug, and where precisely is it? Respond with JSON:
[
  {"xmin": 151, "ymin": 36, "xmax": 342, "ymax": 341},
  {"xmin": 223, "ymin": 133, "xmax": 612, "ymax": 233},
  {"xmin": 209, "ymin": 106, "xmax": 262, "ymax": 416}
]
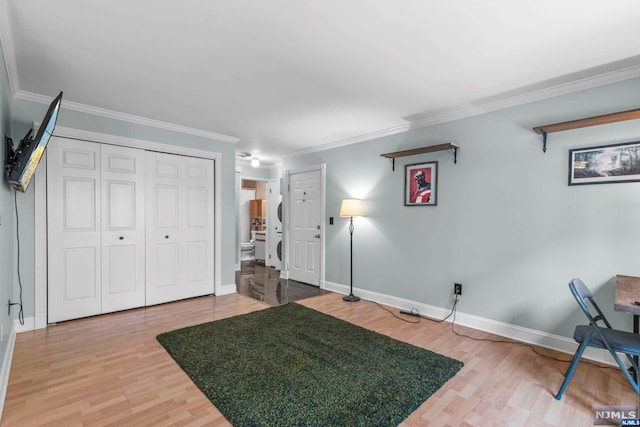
[{"xmin": 157, "ymin": 303, "xmax": 463, "ymax": 426}]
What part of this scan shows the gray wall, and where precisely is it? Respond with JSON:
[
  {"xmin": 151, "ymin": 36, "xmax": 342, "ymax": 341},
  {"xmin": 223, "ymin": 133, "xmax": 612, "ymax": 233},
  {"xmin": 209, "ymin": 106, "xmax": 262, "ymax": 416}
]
[
  {"xmin": 9, "ymin": 95, "xmax": 238, "ymax": 321},
  {"xmin": 237, "ymin": 164, "xmax": 279, "ymax": 181},
  {"xmin": 283, "ymin": 77, "xmax": 640, "ymax": 338},
  {"xmin": 0, "ymin": 38, "xmax": 13, "ymax": 360}
]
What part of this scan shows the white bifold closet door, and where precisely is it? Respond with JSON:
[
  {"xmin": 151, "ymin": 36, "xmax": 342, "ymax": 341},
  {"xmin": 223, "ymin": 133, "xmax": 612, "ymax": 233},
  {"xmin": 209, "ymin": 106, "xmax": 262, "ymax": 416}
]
[
  {"xmin": 48, "ymin": 139, "xmax": 214, "ymax": 323},
  {"xmin": 145, "ymin": 151, "xmax": 214, "ymax": 305},
  {"xmin": 101, "ymin": 144, "xmax": 146, "ymax": 313},
  {"xmin": 48, "ymin": 138, "xmax": 146, "ymax": 323}
]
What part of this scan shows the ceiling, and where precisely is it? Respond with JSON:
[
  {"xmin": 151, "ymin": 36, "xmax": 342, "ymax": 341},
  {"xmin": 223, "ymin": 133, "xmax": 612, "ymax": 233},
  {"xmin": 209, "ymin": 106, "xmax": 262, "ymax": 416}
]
[{"xmin": 3, "ymin": 0, "xmax": 640, "ymax": 166}]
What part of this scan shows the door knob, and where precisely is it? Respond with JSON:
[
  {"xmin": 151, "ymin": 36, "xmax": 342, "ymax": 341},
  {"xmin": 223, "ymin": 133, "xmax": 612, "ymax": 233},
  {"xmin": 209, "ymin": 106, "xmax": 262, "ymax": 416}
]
[{"xmin": 165, "ymin": 235, "xmax": 169, "ymax": 239}]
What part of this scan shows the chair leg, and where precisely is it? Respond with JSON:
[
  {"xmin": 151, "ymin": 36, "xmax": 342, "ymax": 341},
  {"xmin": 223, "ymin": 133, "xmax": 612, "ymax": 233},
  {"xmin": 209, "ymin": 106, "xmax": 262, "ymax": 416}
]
[
  {"xmin": 617, "ymin": 353, "xmax": 640, "ymax": 395},
  {"xmin": 556, "ymin": 339, "xmax": 590, "ymax": 400}
]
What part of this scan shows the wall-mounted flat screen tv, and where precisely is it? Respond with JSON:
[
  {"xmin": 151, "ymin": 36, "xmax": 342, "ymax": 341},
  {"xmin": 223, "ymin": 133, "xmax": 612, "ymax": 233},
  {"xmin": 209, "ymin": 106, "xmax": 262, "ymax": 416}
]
[{"xmin": 5, "ymin": 91, "xmax": 63, "ymax": 193}]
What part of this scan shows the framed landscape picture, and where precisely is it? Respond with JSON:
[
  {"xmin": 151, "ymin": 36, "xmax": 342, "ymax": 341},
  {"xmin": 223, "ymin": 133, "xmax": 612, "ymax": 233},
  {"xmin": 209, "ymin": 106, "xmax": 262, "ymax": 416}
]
[
  {"xmin": 569, "ymin": 141, "xmax": 640, "ymax": 185},
  {"xmin": 405, "ymin": 161, "xmax": 437, "ymax": 206}
]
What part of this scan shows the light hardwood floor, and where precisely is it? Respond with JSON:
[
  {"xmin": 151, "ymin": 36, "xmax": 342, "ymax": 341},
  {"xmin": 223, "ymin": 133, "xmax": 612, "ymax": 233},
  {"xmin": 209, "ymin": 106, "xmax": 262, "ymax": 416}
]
[{"xmin": 2, "ymin": 292, "xmax": 638, "ymax": 426}]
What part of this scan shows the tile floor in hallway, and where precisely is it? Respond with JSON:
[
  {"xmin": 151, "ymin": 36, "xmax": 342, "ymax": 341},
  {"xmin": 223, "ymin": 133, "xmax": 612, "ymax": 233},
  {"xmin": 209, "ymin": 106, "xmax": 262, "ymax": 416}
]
[{"xmin": 235, "ymin": 260, "xmax": 329, "ymax": 305}]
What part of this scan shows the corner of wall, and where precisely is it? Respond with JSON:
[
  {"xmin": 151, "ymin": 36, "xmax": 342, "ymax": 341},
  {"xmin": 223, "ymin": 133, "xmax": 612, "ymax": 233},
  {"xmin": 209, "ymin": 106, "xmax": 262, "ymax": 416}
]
[{"xmin": 0, "ymin": 320, "xmax": 17, "ymax": 423}]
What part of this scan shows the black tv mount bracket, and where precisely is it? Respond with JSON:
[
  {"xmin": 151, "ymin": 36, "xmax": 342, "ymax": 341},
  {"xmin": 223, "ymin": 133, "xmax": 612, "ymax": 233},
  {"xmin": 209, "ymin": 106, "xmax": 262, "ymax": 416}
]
[{"xmin": 4, "ymin": 135, "xmax": 14, "ymax": 174}]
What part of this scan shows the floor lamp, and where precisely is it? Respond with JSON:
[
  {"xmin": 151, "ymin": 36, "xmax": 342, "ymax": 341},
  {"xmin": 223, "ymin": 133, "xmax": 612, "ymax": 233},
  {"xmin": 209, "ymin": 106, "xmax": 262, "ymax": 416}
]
[{"xmin": 340, "ymin": 198, "xmax": 363, "ymax": 302}]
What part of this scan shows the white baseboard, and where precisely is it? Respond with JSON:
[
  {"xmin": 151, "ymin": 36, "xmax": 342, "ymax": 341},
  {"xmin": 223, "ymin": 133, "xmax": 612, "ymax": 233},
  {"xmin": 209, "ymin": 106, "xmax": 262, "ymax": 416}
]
[
  {"xmin": 323, "ymin": 281, "xmax": 616, "ymax": 367},
  {"xmin": 13, "ymin": 317, "xmax": 35, "ymax": 334},
  {"xmin": 6, "ymin": 283, "xmax": 615, "ymax": 365},
  {"xmin": 14, "ymin": 287, "xmax": 241, "ymax": 331},
  {"xmin": 0, "ymin": 321, "xmax": 18, "ymax": 423},
  {"xmin": 34, "ymin": 313, "xmax": 47, "ymax": 330},
  {"xmin": 216, "ymin": 283, "xmax": 237, "ymax": 296}
]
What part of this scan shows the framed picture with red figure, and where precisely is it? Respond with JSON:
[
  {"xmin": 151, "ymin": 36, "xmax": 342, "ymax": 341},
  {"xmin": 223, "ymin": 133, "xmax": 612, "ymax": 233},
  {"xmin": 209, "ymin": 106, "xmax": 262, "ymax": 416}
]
[{"xmin": 404, "ymin": 161, "xmax": 437, "ymax": 206}]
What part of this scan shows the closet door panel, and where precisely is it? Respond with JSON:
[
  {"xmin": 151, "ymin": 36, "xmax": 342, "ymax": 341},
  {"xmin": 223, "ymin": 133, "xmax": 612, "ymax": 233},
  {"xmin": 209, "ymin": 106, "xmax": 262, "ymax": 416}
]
[
  {"xmin": 181, "ymin": 157, "xmax": 214, "ymax": 296},
  {"xmin": 186, "ymin": 241, "xmax": 207, "ymax": 282},
  {"xmin": 62, "ymin": 248, "xmax": 98, "ymax": 299},
  {"xmin": 156, "ymin": 243, "xmax": 180, "ymax": 287},
  {"xmin": 146, "ymin": 152, "xmax": 214, "ymax": 305},
  {"xmin": 146, "ymin": 152, "xmax": 183, "ymax": 305},
  {"xmin": 101, "ymin": 144, "xmax": 146, "ymax": 313},
  {"xmin": 104, "ymin": 245, "xmax": 136, "ymax": 292},
  {"xmin": 48, "ymin": 138, "xmax": 102, "ymax": 323},
  {"xmin": 156, "ymin": 185, "xmax": 179, "ymax": 227}
]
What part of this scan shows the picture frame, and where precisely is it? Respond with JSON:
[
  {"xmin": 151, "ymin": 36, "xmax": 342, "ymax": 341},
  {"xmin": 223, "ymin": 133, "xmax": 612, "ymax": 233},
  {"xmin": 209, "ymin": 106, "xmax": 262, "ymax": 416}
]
[
  {"xmin": 405, "ymin": 161, "xmax": 437, "ymax": 206},
  {"xmin": 569, "ymin": 141, "xmax": 640, "ymax": 186}
]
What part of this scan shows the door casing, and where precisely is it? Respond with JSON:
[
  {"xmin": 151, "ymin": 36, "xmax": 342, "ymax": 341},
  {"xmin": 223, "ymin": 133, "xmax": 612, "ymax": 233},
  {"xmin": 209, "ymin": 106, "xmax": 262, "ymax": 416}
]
[{"xmin": 283, "ymin": 164, "xmax": 325, "ymax": 287}]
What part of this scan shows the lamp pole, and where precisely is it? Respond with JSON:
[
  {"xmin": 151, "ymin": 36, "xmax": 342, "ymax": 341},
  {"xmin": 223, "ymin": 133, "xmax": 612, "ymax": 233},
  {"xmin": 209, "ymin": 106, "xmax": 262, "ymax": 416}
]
[{"xmin": 344, "ymin": 215, "xmax": 360, "ymax": 302}]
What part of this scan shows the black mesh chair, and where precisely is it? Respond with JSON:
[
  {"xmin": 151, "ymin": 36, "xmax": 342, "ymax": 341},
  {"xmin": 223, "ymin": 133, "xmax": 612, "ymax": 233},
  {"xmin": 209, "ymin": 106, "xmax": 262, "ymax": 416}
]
[{"xmin": 556, "ymin": 278, "xmax": 640, "ymax": 400}]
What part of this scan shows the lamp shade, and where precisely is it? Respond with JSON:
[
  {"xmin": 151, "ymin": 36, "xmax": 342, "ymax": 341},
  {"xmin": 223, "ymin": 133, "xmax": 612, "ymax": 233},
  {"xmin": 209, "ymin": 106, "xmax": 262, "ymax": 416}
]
[{"xmin": 339, "ymin": 198, "xmax": 363, "ymax": 217}]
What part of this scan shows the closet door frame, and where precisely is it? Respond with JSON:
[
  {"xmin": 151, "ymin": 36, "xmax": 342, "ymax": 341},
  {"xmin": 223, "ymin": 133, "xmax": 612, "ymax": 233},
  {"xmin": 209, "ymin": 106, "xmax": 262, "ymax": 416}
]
[{"xmin": 33, "ymin": 125, "xmax": 226, "ymax": 330}]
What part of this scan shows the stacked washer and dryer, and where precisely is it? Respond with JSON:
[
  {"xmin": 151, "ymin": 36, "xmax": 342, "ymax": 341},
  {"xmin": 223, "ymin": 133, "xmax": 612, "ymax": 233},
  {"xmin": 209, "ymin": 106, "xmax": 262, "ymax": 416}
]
[{"xmin": 275, "ymin": 195, "xmax": 283, "ymax": 269}]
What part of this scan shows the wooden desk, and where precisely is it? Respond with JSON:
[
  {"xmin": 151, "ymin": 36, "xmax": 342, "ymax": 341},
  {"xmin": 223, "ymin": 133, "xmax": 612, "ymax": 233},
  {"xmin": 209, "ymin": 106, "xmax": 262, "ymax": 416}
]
[
  {"xmin": 615, "ymin": 275, "xmax": 640, "ymax": 381},
  {"xmin": 614, "ymin": 275, "xmax": 640, "ymax": 334}
]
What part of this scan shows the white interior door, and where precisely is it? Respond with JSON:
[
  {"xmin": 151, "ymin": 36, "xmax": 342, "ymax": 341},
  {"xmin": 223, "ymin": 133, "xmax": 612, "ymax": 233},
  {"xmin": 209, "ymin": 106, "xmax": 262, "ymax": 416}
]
[
  {"xmin": 145, "ymin": 151, "xmax": 214, "ymax": 305},
  {"xmin": 48, "ymin": 138, "xmax": 102, "ymax": 322},
  {"xmin": 101, "ymin": 144, "xmax": 146, "ymax": 313},
  {"xmin": 288, "ymin": 169, "xmax": 321, "ymax": 285}
]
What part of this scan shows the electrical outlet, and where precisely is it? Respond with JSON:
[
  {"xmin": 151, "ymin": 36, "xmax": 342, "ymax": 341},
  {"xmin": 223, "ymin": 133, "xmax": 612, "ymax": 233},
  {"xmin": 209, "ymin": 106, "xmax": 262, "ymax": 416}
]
[{"xmin": 454, "ymin": 283, "xmax": 462, "ymax": 296}]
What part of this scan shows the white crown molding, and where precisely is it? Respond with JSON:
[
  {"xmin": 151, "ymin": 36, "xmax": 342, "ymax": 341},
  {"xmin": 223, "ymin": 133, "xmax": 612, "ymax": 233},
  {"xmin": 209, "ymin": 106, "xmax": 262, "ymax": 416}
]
[
  {"xmin": 4, "ymin": 0, "xmax": 640, "ymax": 161},
  {"xmin": 47, "ymin": 124, "xmax": 220, "ymax": 160},
  {"xmin": 467, "ymin": 62, "xmax": 640, "ymax": 116},
  {"xmin": 282, "ymin": 122, "xmax": 412, "ymax": 160},
  {"xmin": 0, "ymin": 0, "xmax": 19, "ymax": 95},
  {"xmin": 15, "ymin": 90, "xmax": 239, "ymax": 143},
  {"xmin": 286, "ymin": 63, "xmax": 640, "ymax": 160},
  {"xmin": 408, "ymin": 61, "xmax": 640, "ymax": 130}
]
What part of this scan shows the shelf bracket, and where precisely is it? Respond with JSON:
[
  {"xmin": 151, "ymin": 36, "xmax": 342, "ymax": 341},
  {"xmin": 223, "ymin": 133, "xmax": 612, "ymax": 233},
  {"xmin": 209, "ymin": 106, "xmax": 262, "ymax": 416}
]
[
  {"xmin": 450, "ymin": 146, "xmax": 458, "ymax": 164},
  {"xmin": 533, "ymin": 108, "xmax": 640, "ymax": 154},
  {"xmin": 540, "ymin": 129, "xmax": 548, "ymax": 153},
  {"xmin": 380, "ymin": 142, "xmax": 460, "ymax": 171}
]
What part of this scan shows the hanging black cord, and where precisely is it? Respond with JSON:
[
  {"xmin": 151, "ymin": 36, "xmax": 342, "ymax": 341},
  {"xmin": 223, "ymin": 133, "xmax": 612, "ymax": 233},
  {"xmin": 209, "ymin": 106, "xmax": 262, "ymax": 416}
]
[
  {"xmin": 12, "ymin": 190, "xmax": 24, "ymax": 325},
  {"xmin": 388, "ymin": 294, "xmax": 618, "ymax": 370}
]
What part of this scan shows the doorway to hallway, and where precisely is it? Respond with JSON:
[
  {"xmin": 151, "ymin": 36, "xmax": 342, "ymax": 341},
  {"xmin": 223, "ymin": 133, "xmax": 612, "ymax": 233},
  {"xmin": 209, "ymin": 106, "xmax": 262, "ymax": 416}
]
[{"xmin": 236, "ymin": 260, "xmax": 328, "ymax": 305}]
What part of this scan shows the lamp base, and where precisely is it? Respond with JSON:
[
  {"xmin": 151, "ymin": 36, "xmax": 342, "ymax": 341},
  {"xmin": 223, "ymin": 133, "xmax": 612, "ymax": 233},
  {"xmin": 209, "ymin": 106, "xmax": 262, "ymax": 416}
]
[{"xmin": 343, "ymin": 294, "xmax": 361, "ymax": 302}]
